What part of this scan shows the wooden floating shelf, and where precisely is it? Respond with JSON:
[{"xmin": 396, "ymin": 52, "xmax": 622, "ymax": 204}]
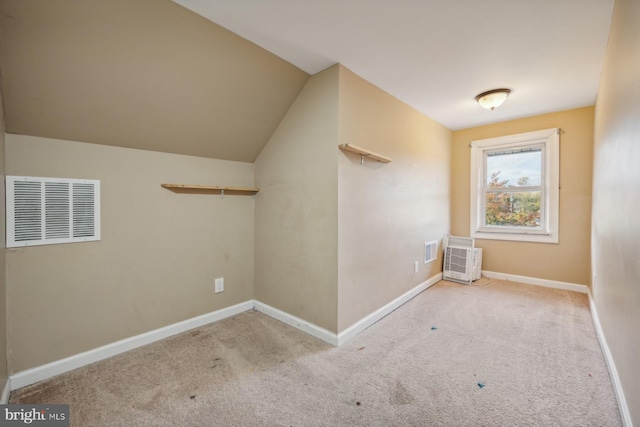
[
  {"xmin": 339, "ymin": 144, "xmax": 392, "ymax": 163},
  {"xmin": 161, "ymin": 184, "xmax": 259, "ymax": 195}
]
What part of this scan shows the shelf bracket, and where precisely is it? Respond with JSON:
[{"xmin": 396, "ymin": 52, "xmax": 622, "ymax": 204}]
[
  {"xmin": 161, "ymin": 184, "xmax": 259, "ymax": 196},
  {"xmin": 338, "ymin": 144, "xmax": 392, "ymax": 164}
]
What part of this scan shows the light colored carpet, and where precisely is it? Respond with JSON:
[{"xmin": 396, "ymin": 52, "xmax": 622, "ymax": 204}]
[{"xmin": 11, "ymin": 279, "xmax": 622, "ymax": 426}]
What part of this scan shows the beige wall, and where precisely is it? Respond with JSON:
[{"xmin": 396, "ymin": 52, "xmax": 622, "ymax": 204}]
[
  {"xmin": 5, "ymin": 134, "xmax": 255, "ymax": 372},
  {"xmin": 451, "ymin": 107, "xmax": 594, "ymax": 285},
  {"xmin": 255, "ymin": 65, "xmax": 452, "ymax": 334},
  {"xmin": 592, "ymin": 0, "xmax": 640, "ymax": 422},
  {"xmin": 0, "ymin": 77, "xmax": 7, "ymax": 390},
  {"xmin": 254, "ymin": 66, "xmax": 340, "ymax": 333},
  {"xmin": 337, "ymin": 66, "xmax": 451, "ymax": 332},
  {"xmin": 0, "ymin": 0, "xmax": 308, "ymax": 162}
]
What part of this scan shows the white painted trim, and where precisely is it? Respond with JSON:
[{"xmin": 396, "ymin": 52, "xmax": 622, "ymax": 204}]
[
  {"xmin": 10, "ymin": 301, "xmax": 254, "ymax": 390},
  {"xmin": 482, "ymin": 270, "xmax": 587, "ymax": 294},
  {"xmin": 9, "ymin": 274, "xmax": 446, "ymax": 390},
  {"xmin": 588, "ymin": 290, "xmax": 633, "ymax": 427},
  {"xmin": 0, "ymin": 378, "xmax": 11, "ymax": 404},
  {"xmin": 337, "ymin": 273, "xmax": 442, "ymax": 346},
  {"xmin": 253, "ymin": 300, "xmax": 339, "ymax": 346},
  {"xmin": 470, "ymin": 128, "xmax": 560, "ymax": 244}
]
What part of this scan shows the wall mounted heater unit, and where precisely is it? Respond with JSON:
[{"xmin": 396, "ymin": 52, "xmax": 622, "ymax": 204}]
[{"xmin": 443, "ymin": 235, "xmax": 482, "ymax": 285}]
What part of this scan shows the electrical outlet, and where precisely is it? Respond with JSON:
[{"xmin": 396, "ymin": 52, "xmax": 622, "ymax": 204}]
[
  {"xmin": 215, "ymin": 277, "xmax": 224, "ymax": 293},
  {"xmin": 414, "ymin": 261, "xmax": 419, "ymax": 274}
]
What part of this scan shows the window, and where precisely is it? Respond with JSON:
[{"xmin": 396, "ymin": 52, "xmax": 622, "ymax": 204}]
[
  {"xmin": 470, "ymin": 128, "xmax": 559, "ymax": 243},
  {"xmin": 6, "ymin": 176, "xmax": 101, "ymax": 248}
]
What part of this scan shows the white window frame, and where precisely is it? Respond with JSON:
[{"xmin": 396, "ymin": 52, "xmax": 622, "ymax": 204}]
[{"xmin": 470, "ymin": 128, "xmax": 559, "ymax": 243}]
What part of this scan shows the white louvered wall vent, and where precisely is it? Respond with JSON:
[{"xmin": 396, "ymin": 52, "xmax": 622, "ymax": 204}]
[
  {"xmin": 6, "ymin": 176, "xmax": 101, "ymax": 248},
  {"xmin": 424, "ymin": 240, "xmax": 438, "ymax": 264}
]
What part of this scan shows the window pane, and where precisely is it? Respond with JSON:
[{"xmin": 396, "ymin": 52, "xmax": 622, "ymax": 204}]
[
  {"xmin": 485, "ymin": 191, "xmax": 541, "ymax": 227},
  {"xmin": 486, "ymin": 149, "xmax": 542, "ymax": 187}
]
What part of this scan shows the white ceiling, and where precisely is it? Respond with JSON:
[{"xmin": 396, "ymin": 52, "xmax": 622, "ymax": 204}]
[{"xmin": 173, "ymin": 0, "xmax": 614, "ymax": 130}]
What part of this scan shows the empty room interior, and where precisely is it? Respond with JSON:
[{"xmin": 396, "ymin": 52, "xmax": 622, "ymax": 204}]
[{"xmin": 0, "ymin": 0, "xmax": 638, "ymax": 425}]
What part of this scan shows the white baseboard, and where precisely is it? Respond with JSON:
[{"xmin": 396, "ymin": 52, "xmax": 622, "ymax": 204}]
[
  {"xmin": 254, "ymin": 273, "xmax": 443, "ymax": 347},
  {"xmin": 588, "ymin": 290, "xmax": 633, "ymax": 427},
  {"xmin": 337, "ymin": 273, "xmax": 442, "ymax": 346},
  {"xmin": 10, "ymin": 300, "xmax": 254, "ymax": 390},
  {"xmin": 253, "ymin": 301, "xmax": 338, "ymax": 346},
  {"xmin": 9, "ymin": 274, "xmax": 445, "ymax": 390},
  {"xmin": 0, "ymin": 377, "xmax": 10, "ymax": 404},
  {"xmin": 482, "ymin": 270, "xmax": 588, "ymax": 294}
]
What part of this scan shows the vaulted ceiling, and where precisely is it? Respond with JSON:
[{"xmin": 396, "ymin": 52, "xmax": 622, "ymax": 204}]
[
  {"xmin": 0, "ymin": 0, "xmax": 308, "ymax": 162},
  {"xmin": 175, "ymin": 0, "xmax": 614, "ymax": 131},
  {"xmin": 0, "ymin": 0, "xmax": 614, "ymax": 161}
]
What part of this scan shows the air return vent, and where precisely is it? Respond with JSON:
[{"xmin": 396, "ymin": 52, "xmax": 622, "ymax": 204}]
[
  {"xmin": 6, "ymin": 176, "xmax": 100, "ymax": 247},
  {"xmin": 424, "ymin": 240, "xmax": 437, "ymax": 264}
]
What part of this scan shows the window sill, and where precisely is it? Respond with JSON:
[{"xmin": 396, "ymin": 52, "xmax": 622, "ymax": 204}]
[{"xmin": 472, "ymin": 230, "xmax": 558, "ymax": 244}]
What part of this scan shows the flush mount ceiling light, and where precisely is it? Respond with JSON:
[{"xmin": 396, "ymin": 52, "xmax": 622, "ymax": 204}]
[{"xmin": 475, "ymin": 88, "xmax": 511, "ymax": 110}]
